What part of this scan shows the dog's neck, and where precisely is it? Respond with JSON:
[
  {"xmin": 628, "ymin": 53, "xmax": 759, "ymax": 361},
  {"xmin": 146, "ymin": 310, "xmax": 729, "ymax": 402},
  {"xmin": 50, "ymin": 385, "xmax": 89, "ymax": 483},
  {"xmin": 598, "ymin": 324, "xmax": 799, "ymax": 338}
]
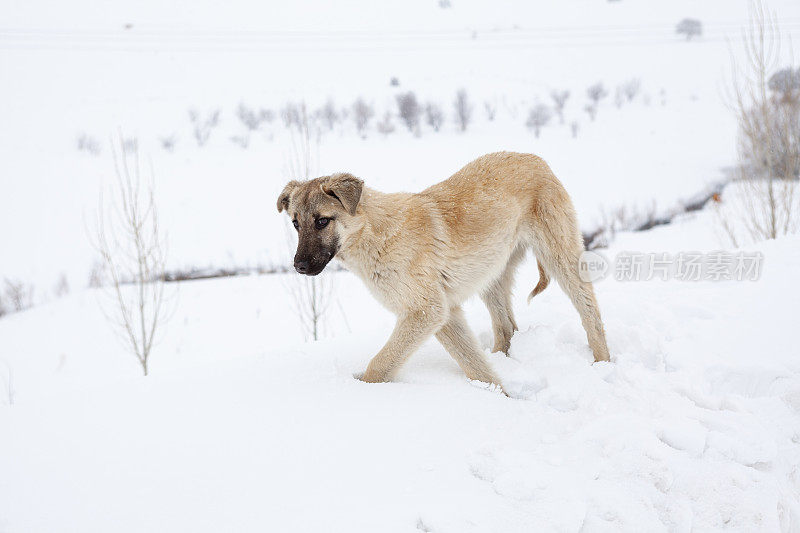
[{"xmin": 337, "ymin": 187, "xmax": 406, "ymax": 268}]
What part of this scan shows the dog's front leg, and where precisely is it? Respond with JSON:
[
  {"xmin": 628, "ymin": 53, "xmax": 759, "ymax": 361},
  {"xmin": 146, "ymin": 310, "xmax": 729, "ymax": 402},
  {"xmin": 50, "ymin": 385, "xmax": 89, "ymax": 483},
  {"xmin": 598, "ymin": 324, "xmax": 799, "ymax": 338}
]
[{"xmin": 360, "ymin": 306, "xmax": 447, "ymax": 383}]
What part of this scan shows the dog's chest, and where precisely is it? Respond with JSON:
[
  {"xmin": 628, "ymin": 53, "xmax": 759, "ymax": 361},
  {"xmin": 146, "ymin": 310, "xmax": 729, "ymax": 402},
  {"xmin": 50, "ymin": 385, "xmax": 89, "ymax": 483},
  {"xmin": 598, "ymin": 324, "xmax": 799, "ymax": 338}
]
[{"xmin": 337, "ymin": 253, "xmax": 406, "ymax": 314}]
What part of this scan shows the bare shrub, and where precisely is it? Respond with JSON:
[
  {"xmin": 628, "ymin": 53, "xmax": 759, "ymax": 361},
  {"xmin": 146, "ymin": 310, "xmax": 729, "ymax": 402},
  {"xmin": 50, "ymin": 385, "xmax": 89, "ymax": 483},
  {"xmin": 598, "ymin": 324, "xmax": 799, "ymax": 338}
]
[
  {"xmin": 0, "ymin": 360, "xmax": 13, "ymax": 406},
  {"xmin": 717, "ymin": 1, "xmax": 800, "ymax": 245},
  {"xmin": 453, "ymin": 89, "xmax": 473, "ymax": 132},
  {"xmin": 526, "ymin": 105, "xmax": 552, "ymax": 138},
  {"xmin": 396, "ymin": 92, "xmax": 422, "ymax": 133},
  {"xmin": 91, "ymin": 137, "xmax": 174, "ymax": 376},
  {"xmin": 352, "ymin": 98, "xmax": 374, "ymax": 138},
  {"xmin": 77, "ymin": 133, "xmax": 101, "ymax": 155},
  {"xmin": 621, "ymin": 78, "xmax": 641, "ymax": 102},
  {"xmin": 54, "ymin": 273, "xmax": 70, "ymax": 298},
  {"xmin": 676, "ymin": 18, "xmax": 703, "ymax": 41},
  {"xmin": 550, "ymin": 90, "xmax": 570, "ymax": 124},
  {"xmin": 425, "ymin": 102, "xmax": 444, "ymax": 132},
  {"xmin": 376, "ymin": 111, "xmax": 396, "ymax": 136},
  {"xmin": 587, "ymin": 82, "xmax": 608, "ymax": 107},
  {"xmin": 614, "ymin": 87, "xmax": 625, "ymax": 108},
  {"xmin": 230, "ymin": 134, "xmax": 249, "ymax": 149},
  {"xmin": 315, "ymin": 99, "xmax": 339, "ymax": 131},
  {"xmin": 769, "ymin": 67, "xmax": 800, "ymax": 96},
  {"xmin": 189, "ymin": 108, "xmax": 220, "ymax": 146},
  {"xmin": 88, "ymin": 260, "xmax": 105, "ymax": 288},
  {"xmin": 570, "ymin": 121, "xmax": 580, "ymax": 138},
  {"xmin": 484, "ymin": 101, "xmax": 497, "ymax": 121},
  {"xmin": 4, "ymin": 279, "xmax": 34, "ymax": 312},
  {"xmin": 237, "ymin": 103, "xmax": 271, "ymax": 131},
  {"xmin": 285, "ymin": 264, "xmax": 334, "ymax": 341},
  {"xmin": 122, "ymin": 137, "xmax": 138, "ymax": 152},
  {"xmin": 281, "ymin": 102, "xmax": 302, "ymax": 129},
  {"xmin": 585, "ymin": 82, "xmax": 608, "ymax": 121},
  {"xmin": 159, "ymin": 135, "xmax": 177, "ymax": 152},
  {"xmin": 283, "ymin": 104, "xmax": 334, "ymax": 341}
]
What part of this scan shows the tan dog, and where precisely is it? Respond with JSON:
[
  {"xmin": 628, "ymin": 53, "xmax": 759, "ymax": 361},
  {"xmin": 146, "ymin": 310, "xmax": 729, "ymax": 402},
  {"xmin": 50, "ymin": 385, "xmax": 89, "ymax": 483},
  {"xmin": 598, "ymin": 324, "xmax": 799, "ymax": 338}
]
[{"xmin": 277, "ymin": 152, "xmax": 610, "ymax": 387}]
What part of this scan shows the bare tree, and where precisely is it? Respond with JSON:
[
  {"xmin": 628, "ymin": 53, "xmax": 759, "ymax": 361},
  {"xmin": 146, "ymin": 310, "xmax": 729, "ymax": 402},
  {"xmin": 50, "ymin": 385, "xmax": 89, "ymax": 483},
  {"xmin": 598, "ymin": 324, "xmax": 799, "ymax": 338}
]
[
  {"xmin": 230, "ymin": 134, "xmax": 249, "ymax": 149},
  {"xmin": 352, "ymin": 97, "xmax": 374, "ymax": 138},
  {"xmin": 315, "ymin": 99, "xmax": 339, "ymax": 131},
  {"xmin": 237, "ymin": 102, "xmax": 269, "ymax": 131},
  {"xmin": 189, "ymin": 109, "xmax": 220, "ymax": 146},
  {"xmin": 769, "ymin": 66, "xmax": 800, "ymax": 95},
  {"xmin": 283, "ymin": 104, "xmax": 335, "ymax": 341},
  {"xmin": 570, "ymin": 120, "xmax": 580, "ymax": 138},
  {"xmin": 376, "ymin": 111, "xmax": 396, "ymax": 136},
  {"xmin": 54, "ymin": 273, "xmax": 70, "ymax": 298},
  {"xmin": 159, "ymin": 135, "xmax": 177, "ymax": 152},
  {"xmin": 718, "ymin": 1, "xmax": 800, "ymax": 244},
  {"xmin": 587, "ymin": 82, "xmax": 608, "ymax": 106},
  {"xmin": 676, "ymin": 18, "xmax": 703, "ymax": 41},
  {"xmin": 77, "ymin": 133, "xmax": 101, "ymax": 155},
  {"xmin": 3, "ymin": 279, "xmax": 34, "ymax": 312},
  {"xmin": 92, "ymin": 137, "xmax": 173, "ymax": 376},
  {"xmin": 425, "ymin": 102, "xmax": 444, "ymax": 132},
  {"xmin": 584, "ymin": 103, "xmax": 598, "ymax": 121},
  {"xmin": 453, "ymin": 89, "xmax": 473, "ymax": 132},
  {"xmin": 88, "ymin": 260, "xmax": 105, "ymax": 288},
  {"xmin": 281, "ymin": 102, "xmax": 302, "ymax": 129},
  {"xmin": 396, "ymin": 92, "xmax": 422, "ymax": 133},
  {"xmin": 550, "ymin": 90, "xmax": 570, "ymax": 124},
  {"xmin": 0, "ymin": 360, "xmax": 13, "ymax": 406},
  {"xmin": 621, "ymin": 78, "xmax": 641, "ymax": 102},
  {"xmin": 526, "ymin": 105, "xmax": 553, "ymax": 138},
  {"xmin": 484, "ymin": 101, "xmax": 497, "ymax": 121},
  {"xmin": 585, "ymin": 82, "xmax": 608, "ymax": 121}
]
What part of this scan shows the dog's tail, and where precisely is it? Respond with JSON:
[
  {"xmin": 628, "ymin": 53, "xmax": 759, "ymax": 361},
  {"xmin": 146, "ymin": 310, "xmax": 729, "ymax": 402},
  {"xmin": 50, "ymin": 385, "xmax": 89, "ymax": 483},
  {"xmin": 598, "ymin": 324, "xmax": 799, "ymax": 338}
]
[{"xmin": 527, "ymin": 259, "xmax": 550, "ymax": 303}]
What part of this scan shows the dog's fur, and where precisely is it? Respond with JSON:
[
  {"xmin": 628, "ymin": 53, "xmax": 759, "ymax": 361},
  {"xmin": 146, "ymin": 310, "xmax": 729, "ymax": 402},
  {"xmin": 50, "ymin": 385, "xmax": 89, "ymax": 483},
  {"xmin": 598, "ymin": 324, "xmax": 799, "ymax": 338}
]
[{"xmin": 278, "ymin": 151, "xmax": 610, "ymax": 387}]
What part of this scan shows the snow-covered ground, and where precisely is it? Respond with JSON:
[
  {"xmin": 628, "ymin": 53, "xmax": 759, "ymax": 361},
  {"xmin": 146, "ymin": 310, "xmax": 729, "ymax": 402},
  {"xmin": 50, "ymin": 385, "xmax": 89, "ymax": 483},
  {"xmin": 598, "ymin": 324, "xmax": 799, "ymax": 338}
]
[
  {"xmin": 2, "ymin": 0, "xmax": 800, "ymax": 531},
  {"xmin": 1, "ymin": 201, "xmax": 799, "ymax": 532}
]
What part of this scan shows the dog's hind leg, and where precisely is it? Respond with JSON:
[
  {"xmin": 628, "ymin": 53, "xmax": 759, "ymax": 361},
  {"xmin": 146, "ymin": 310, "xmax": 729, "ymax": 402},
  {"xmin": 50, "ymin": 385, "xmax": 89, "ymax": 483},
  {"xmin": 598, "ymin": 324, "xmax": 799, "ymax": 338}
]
[
  {"xmin": 436, "ymin": 306, "xmax": 501, "ymax": 385},
  {"xmin": 480, "ymin": 245, "xmax": 525, "ymax": 354},
  {"xmin": 531, "ymin": 205, "xmax": 611, "ymax": 363}
]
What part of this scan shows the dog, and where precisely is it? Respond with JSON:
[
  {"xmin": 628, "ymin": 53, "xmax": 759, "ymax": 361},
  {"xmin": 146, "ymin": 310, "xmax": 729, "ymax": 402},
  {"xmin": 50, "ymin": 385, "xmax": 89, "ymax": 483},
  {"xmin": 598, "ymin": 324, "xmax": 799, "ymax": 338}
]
[{"xmin": 277, "ymin": 151, "xmax": 610, "ymax": 388}]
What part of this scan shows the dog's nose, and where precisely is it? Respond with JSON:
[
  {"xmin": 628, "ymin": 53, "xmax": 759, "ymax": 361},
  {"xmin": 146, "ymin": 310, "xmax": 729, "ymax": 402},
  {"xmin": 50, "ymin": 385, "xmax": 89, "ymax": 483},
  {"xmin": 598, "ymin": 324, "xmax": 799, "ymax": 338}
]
[{"xmin": 294, "ymin": 260, "xmax": 309, "ymax": 274}]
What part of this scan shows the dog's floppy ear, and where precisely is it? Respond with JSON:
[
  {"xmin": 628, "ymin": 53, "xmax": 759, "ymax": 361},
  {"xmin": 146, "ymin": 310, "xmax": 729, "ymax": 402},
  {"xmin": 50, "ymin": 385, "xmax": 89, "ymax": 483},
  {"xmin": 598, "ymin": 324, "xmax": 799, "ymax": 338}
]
[
  {"xmin": 322, "ymin": 173, "xmax": 364, "ymax": 216},
  {"xmin": 277, "ymin": 180, "xmax": 301, "ymax": 213}
]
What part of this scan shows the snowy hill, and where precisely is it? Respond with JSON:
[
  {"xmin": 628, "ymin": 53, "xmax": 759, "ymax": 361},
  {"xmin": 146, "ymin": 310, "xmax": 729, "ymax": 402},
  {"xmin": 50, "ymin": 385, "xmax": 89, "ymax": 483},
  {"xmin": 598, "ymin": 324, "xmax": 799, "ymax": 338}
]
[{"xmin": 1, "ymin": 205, "xmax": 799, "ymax": 532}]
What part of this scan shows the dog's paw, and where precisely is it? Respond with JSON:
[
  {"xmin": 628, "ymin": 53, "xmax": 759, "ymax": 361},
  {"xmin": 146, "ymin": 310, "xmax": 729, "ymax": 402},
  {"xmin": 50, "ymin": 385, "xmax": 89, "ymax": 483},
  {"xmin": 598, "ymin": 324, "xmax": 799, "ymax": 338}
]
[
  {"xmin": 357, "ymin": 369, "xmax": 387, "ymax": 383},
  {"xmin": 352, "ymin": 371, "xmax": 365, "ymax": 381}
]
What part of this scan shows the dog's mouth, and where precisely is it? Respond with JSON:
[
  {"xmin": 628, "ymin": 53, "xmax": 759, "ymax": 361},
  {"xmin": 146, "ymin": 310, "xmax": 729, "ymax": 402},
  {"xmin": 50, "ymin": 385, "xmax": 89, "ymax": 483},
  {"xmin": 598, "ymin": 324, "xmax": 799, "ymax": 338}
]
[{"xmin": 294, "ymin": 250, "xmax": 336, "ymax": 276}]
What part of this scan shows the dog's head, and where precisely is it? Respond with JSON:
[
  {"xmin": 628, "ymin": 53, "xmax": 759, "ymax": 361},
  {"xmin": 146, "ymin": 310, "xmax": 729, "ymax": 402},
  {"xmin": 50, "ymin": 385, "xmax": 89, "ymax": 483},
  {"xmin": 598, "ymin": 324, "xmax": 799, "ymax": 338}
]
[{"xmin": 277, "ymin": 173, "xmax": 364, "ymax": 276}]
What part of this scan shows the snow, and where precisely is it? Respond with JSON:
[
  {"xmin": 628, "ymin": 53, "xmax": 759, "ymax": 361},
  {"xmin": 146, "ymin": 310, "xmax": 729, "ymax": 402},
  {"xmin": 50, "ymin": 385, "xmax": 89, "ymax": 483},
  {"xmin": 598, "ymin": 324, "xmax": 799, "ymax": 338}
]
[
  {"xmin": 1, "ymin": 206, "xmax": 799, "ymax": 532},
  {"xmin": 2, "ymin": 0, "xmax": 800, "ymax": 530}
]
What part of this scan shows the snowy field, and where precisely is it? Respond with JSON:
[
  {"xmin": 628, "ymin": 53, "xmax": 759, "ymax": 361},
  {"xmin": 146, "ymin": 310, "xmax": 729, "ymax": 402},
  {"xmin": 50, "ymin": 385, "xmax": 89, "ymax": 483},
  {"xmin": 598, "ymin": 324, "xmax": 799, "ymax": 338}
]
[
  {"xmin": 2, "ymin": 0, "xmax": 800, "ymax": 531},
  {"xmin": 1, "ymin": 204, "xmax": 799, "ymax": 532}
]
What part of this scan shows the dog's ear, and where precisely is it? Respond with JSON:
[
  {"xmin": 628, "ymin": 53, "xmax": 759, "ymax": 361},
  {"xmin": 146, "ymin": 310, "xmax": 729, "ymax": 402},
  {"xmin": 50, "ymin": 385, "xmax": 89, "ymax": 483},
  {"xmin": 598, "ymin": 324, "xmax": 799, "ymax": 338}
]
[
  {"xmin": 277, "ymin": 180, "xmax": 301, "ymax": 213},
  {"xmin": 322, "ymin": 173, "xmax": 364, "ymax": 216}
]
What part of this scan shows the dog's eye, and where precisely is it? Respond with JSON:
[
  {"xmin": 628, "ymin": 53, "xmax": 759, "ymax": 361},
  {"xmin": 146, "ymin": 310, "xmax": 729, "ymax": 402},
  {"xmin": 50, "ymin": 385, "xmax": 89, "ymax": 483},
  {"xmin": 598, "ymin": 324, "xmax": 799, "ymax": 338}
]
[
  {"xmin": 292, "ymin": 220, "xmax": 299, "ymax": 230},
  {"xmin": 315, "ymin": 217, "xmax": 330, "ymax": 229}
]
